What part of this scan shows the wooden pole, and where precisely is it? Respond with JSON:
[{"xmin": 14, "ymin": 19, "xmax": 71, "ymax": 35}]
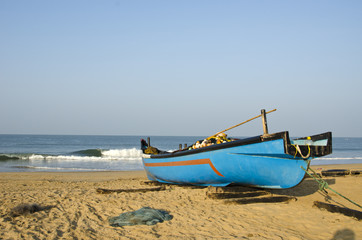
[
  {"xmin": 261, "ymin": 109, "xmax": 269, "ymax": 135},
  {"xmin": 207, "ymin": 109, "xmax": 276, "ymax": 139}
]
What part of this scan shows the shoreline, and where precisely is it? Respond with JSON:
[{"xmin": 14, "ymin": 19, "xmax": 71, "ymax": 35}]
[
  {"xmin": 0, "ymin": 170, "xmax": 147, "ymax": 182},
  {"xmin": 311, "ymin": 163, "xmax": 362, "ymax": 170},
  {"xmin": 0, "ymin": 164, "xmax": 361, "ymax": 239}
]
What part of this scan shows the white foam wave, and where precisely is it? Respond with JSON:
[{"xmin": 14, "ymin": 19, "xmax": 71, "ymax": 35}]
[
  {"xmin": 317, "ymin": 157, "xmax": 362, "ymax": 160},
  {"xmin": 45, "ymin": 155, "xmax": 105, "ymax": 161},
  {"xmin": 102, "ymin": 148, "xmax": 143, "ymax": 160},
  {"xmin": 15, "ymin": 166, "xmax": 105, "ymax": 171},
  {"xmin": 25, "ymin": 148, "xmax": 143, "ymax": 162},
  {"xmin": 24, "ymin": 154, "xmax": 46, "ymax": 160}
]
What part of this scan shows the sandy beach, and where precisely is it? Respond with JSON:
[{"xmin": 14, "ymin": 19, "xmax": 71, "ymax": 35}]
[{"xmin": 0, "ymin": 164, "xmax": 361, "ymax": 240}]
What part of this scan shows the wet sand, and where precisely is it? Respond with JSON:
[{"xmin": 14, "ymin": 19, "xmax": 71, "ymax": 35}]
[{"xmin": 0, "ymin": 164, "xmax": 361, "ymax": 239}]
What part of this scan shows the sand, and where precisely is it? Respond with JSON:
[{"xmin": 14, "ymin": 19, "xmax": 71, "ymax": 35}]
[{"xmin": 0, "ymin": 164, "xmax": 361, "ymax": 240}]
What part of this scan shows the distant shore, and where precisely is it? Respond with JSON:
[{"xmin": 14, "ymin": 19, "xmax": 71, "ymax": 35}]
[{"xmin": 0, "ymin": 164, "xmax": 361, "ymax": 239}]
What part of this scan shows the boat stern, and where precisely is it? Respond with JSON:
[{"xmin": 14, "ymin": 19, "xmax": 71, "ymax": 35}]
[{"xmin": 287, "ymin": 132, "xmax": 332, "ymax": 159}]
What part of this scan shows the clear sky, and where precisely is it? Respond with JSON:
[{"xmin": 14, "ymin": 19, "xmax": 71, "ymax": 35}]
[{"xmin": 1, "ymin": 1, "xmax": 361, "ymax": 137}]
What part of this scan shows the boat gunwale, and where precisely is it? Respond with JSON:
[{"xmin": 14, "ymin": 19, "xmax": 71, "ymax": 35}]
[{"xmin": 147, "ymin": 131, "xmax": 291, "ymax": 159}]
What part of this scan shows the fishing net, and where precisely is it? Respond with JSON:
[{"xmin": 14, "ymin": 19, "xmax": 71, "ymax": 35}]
[
  {"xmin": 144, "ymin": 146, "xmax": 159, "ymax": 155},
  {"xmin": 109, "ymin": 207, "xmax": 173, "ymax": 226}
]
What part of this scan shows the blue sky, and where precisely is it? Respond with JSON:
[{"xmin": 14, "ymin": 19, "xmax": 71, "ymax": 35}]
[{"xmin": 1, "ymin": 1, "xmax": 361, "ymax": 137}]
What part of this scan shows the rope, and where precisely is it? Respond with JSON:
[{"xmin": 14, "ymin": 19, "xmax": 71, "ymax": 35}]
[
  {"xmin": 292, "ymin": 144, "xmax": 311, "ymax": 159},
  {"xmin": 207, "ymin": 109, "xmax": 277, "ymax": 140},
  {"xmin": 301, "ymin": 166, "xmax": 362, "ymax": 209}
]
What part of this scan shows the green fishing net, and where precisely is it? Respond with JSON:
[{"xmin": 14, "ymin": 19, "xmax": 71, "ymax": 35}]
[{"xmin": 109, "ymin": 207, "xmax": 173, "ymax": 226}]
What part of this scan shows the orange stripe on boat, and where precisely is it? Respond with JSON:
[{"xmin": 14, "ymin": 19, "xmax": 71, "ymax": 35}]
[{"xmin": 144, "ymin": 158, "xmax": 224, "ymax": 177}]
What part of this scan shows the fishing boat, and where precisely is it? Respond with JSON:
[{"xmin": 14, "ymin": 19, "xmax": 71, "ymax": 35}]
[{"xmin": 141, "ymin": 109, "xmax": 332, "ymax": 189}]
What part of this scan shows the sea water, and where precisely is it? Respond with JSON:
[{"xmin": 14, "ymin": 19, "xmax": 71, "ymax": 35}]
[
  {"xmin": 0, "ymin": 135, "xmax": 199, "ymax": 172},
  {"xmin": 0, "ymin": 134, "xmax": 361, "ymax": 172}
]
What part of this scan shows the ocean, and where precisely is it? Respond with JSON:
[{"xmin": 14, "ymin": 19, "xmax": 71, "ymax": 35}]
[{"xmin": 0, "ymin": 134, "xmax": 361, "ymax": 172}]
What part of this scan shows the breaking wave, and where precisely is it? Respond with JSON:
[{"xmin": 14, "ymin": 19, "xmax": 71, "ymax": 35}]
[
  {"xmin": 12, "ymin": 166, "xmax": 105, "ymax": 171},
  {"xmin": 0, "ymin": 155, "xmax": 20, "ymax": 161},
  {"xmin": 72, "ymin": 149, "xmax": 103, "ymax": 157},
  {"xmin": 0, "ymin": 148, "xmax": 143, "ymax": 162}
]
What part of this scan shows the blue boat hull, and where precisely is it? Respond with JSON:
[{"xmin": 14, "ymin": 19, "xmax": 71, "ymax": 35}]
[{"xmin": 142, "ymin": 132, "xmax": 332, "ymax": 189}]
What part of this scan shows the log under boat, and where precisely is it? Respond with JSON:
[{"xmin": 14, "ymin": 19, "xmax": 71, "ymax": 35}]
[{"xmin": 141, "ymin": 110, "xmax": 332, "ymax": 189}]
